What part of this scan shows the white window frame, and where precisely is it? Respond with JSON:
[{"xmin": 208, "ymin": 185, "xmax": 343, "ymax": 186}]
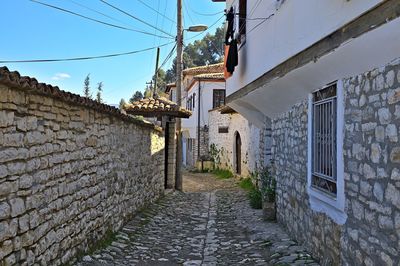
[{"xmin": 307, "ymin": 80, "xmax": 347, "ymax": 224}]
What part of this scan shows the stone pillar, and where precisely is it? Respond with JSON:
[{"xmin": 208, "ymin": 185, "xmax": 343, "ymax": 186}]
[{"xmin": 166, "ymin": 121, "xmax": 176, "ymax": 189}]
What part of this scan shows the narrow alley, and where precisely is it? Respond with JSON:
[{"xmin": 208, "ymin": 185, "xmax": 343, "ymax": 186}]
[{"xmin": 76, "ymin": 173, "xmax": 317, "ymax": 266}]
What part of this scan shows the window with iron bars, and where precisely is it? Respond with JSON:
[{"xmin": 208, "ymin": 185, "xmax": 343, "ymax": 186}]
[{"xmin": 312, "ymin": 84, "xmax": 337, "ymax": 196}]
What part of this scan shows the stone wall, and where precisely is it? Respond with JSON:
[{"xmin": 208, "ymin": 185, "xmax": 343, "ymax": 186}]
[
  {"xmin": 341, "ymin": 60, "xmax": 400, "ymax": 265},
  {"xmin": 208, "ymin": 110, "xmax": 261, "ymax": 177},
  {"xmin": 165, "ymin": 121, "xmax": 176, "ymax": 189},
  {"xmin": 272, "ymin": 101, "xmax": 341, "ymax": 265},
  {"xmin": 0, "ymin": 83, "xmax": 165, "ymax": 265},
  {"xmin": 272, "ymin": 59, "xmax": 400, "ymax": 265},
  {"xmin": 198, "ymin": 126, "xmax": 209, "ymax": 160}
]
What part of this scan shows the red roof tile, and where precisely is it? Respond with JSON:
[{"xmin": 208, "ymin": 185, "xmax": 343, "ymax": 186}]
[
  {"xmin": 0, "ymin": 66, "xmax": 161, "ymax": 130},
  {"xmin": 124, "ymin": 97, "xmax": 192, "ymax": 118},
  {"xmin": 182, "ymin": 62, "xmax": 224, "ymax": 76}
]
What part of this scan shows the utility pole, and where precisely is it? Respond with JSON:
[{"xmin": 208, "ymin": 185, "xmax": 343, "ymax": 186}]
[
  {"xmin": 175, "ymin": 0, "xmax": 183, "ymax": 191},
  {"xmin": 153, "ymin": 47, "xmax": 160, "ymax": 98}
]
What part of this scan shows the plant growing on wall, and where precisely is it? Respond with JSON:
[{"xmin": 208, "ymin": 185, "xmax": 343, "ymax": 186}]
[
  {"xmin": 209, "ymin": 143, "xmax": 221, "ymax": 165},
  {"xmin": 259, "ymin": 166, "xmax": 276, "ymax": 203},
  {"xmin": 83, "ymin": 74, "xmax": 92, "ymax": 99}
]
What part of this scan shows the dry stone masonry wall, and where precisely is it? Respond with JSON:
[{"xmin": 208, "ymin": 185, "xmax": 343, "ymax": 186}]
[
  {"xmin": 271, "ymin": 101, "xmax": 341, "ymax": 265},
  {"xmin": 0, "ymin": 83, "xmax": 165, "ymax": 265},
  {"xmin": 271, "ymin": 59, "xmax": 400, "ymax": 265},
  {"xmin": 341, "ymin": 60, "xmax": 400, "ymax": 266}
]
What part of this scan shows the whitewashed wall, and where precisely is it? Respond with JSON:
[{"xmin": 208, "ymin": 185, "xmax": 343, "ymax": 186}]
[
  {"xmin": 182, "ymin": 80, "xmax": 225, "ymax": 138},
  {"xmin": 225, "ymin": 0, "xmax": 384, "ymax": 97},
  {"xmin": 208, "ymin": 109, "xmax": 261, "ymax": 177}
]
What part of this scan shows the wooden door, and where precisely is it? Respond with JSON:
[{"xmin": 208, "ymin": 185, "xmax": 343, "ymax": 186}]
[{"xmin": 236, "ymin": 133, "xmax": 241, "ymax": 175}]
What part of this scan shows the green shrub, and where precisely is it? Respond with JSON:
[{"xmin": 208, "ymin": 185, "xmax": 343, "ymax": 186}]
[
  {"xmin": 212, "ymin": 168, "xmax": 233, "ymax": 179},
  {"xmin": 259, "ymin": 167, "xmax": 276, "ymax": 203},
  {"xmin": 239, "ymin": 178, "xmax": 254, "ymax": 190},
  {"xmin": 238, "ymin": 178, "xmax": 262, "ymax": 209},
  {"xmin": 248, "ymin": 188, "xmax": 262, "ymax": 209}
]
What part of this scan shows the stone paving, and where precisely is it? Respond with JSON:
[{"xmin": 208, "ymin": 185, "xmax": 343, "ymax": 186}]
[{"xmin": 75, "ymin": 172, "xmax": 318, "ymax": 265}]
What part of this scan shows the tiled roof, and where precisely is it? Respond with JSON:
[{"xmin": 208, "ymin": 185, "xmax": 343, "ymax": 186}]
[
  {"xmin": 182, "ymin": 62, "xmax": 224, "ymax": 76},
  {"xmin": 219, "ymin": 105, "xmax": 237, "ymax": 114},
  {"xmin": 194, "ymin": 72, "xmax": 225, "ymax": 80},
  {"xmin": 124, "ymin": 97, "xmax": 192, "ymax": 118},
  {"xmin": 0, "ymin": 66, "xmax": 160, "ymax": 130},
  {"xmin": 165, "ymin": 82, "xmax": 176, "ymax": 93}
]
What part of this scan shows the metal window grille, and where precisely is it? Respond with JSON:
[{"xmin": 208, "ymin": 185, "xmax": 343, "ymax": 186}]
[{"xmin": 312, "ymin": 84, "xmax": 337, "ymax": 195}]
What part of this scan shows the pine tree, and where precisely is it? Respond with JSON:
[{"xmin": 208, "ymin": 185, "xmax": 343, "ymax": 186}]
[
  {"xmin": 83, "ymin": 74, "xmax": 92, "ymax": 99},
  {"xmin": 129, "ymin": 91, "xmax": 144, "ymax": 103},
  {"xmin": 96, "ymin": 82, "xmax": 103, "ymax": 103},
  {"xmin": 119, "ymin": 98, "xmax": 126, "ymax": 109}
]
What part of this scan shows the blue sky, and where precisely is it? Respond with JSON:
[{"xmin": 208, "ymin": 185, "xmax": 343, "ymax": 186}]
[{"xmin": 1, "ymin": 0, "xmax": 225, "ymax": 104}]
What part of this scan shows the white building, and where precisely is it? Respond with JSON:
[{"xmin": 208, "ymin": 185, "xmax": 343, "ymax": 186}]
[
  {"xmin": 208, "ymin": 106, "xmax": 263, "ymax": 177},
  {"xmin": 216, "ymin": 0, "xmax": 400, "ymax": 265}
]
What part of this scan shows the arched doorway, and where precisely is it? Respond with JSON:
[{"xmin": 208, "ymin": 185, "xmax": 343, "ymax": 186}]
[{"xmin": 235, "ymin": 132, "xmax": 241, "ymax": 175}]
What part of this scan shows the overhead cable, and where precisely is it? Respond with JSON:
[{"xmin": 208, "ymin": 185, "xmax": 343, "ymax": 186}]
[
  {"xmin": 30, "ymin": 0, "xmax": 173, "ymax": 39},
  {"xmin": 99, "ymin": 0, "xmax": 175, "ymax": 38},
  {"xmin": 0, "ymin": 42, "xmax": 175, "ymax": 63},
  {"xmin": 136, "ymin": 0, "xmax": 176, "ymax": 24}
]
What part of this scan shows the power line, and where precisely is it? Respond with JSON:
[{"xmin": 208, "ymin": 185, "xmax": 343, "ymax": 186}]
[
  {"xmin": 246, "ymin": 14, "xmax": 274, "ymax": 35},
  {"xmin": 187, "ymin": 3, "xmax": 224, "ymax": 17},
  {"xmin": 136, "ymin": 0, "xmax": 176, "ymax": 24},
  {"xmin": 99, "ymin": 0, "xmax": 175, "ymax": 38},
  {"xmin": 30, "ymin": 0, "xmax": 173, "ymax": 39},
  {"xmin": 159, "ymin": 44, "xmax": 177, "ymax": 70},
  {"xmin": 183, "ymin": 0, "xmax": 196, "ymax": 25},
  {"xmin": 0, "ymin": 41, "xmax": 175, "ymax": 63},
  {"xmin": 67, "ymin": 0, "xmax": 129, "ymax": 26}
]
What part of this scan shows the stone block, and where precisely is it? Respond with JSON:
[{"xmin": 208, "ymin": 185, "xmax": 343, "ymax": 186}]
[
  {"xmin": 380, "ymin": 252, "xmax": 393, "ymax": 266},
  {"xmin": 385, "ymin": 184, "xmax": 400, "ymax": 208},
  {"xmin": 0, "ymin": 201, "xmax": 11, "ymax": 220},
  {"xmin": 10, "ymin": 198, "xmax": 25, "ymax": 217},
  {"xmin": 4, "ymin": 133, "xmax": 24, "ymax": 147},
  {"xmin": 0, "ymin": 181, "xmax": 18, "ymax": 196},
  {"xmin": 19, "ymin": 213, "xmax": 30, "ymax": 233},
  {"xmin": 25, "ymin": 131, "xmax": 45, "ymax": 145},
  {"xmin": 0, "ymin": 240, "xmax": 13, "ymax": 261},
  {"xmin": 370, "ymin": 143, "xmax": 381, "ymax": 163},
  {"xmin": 391, "ymin": 168, "xmax": 400, "ymax": 180},
  {"xmin": 387, "ymin": 87, "xmax": 400, "ymax": 104},
  {"xmin": 0, "ymin": 164, "xmax": 8, "ymax": 178},
  {"xmin": 385, "ymin": 124, "xmax": 398, "ymax": 142},
  {"xmin": 0, "ymin": 110, "xmax": 14, "ymax": 127},
  {"xmin": 360, "ymin": 181, "xmax": 372, "ymax": 197},
  {"xmin": 395, "ymin": 105, "xmax": 400, "ymax": 119},
  {"xmin": 390, "ymin": 147, "xmax": 400, "ymax": 163},
  {"xmin": 375, "ymin": 74, "xmax": 385, "ymax": 91},
  {"xmin": 386, "ymin": 70, "xmax": 395, "ymax": 88},
  {"xmin": 351, "ymin": 200, "xmax": 364, "ymax": 220},
  {"xmin": 373, "ymin": 183, "xmax": 384, "ymax": 202},
  {"xmin": 375, "ymin": 126, "xmax": 385, "ymax": 142},
  {"xmin": 378, "ymin": 215, "xmax": 393, "ymax": 230},
  {"xmin": 363, "ymin": 163, "xmax": 376, "ymax": 179},
  {"xmin": 378, "ymin": 108, "xmax": 391, "ymax": 125},
  {"xmin": 16, "ymin": 117, "xmax": 27, "ymax": 131}
]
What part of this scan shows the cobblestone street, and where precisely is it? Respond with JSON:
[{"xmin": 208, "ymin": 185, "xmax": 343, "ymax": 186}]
[{"xmin": 76, "ymin": 172, "xmax": 317, "ymax": 265}]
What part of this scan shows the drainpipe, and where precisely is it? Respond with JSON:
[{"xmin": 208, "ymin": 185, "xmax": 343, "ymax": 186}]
[{"xmin": 197, "ymin": 81, "xmax": 201, "ymax": 161}]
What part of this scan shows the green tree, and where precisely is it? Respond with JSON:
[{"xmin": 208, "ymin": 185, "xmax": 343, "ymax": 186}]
[
  {"xmin": 83, "ymin": 74, "xmax": 92, "ymax": 99},
  {"xmin": 119, "ymin": 98, "xmax": 126, "ymax": 109},
  {"xmin": 129, "ymin": 91, "xmax": 144, "ymax": 103},
  {"xmin": 96, "ymin": 82, "xmax": 103, "ymax": 103},
  {"xmin": 164, "ymin": 26, "xmax": 224, "ymax": 84}
]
